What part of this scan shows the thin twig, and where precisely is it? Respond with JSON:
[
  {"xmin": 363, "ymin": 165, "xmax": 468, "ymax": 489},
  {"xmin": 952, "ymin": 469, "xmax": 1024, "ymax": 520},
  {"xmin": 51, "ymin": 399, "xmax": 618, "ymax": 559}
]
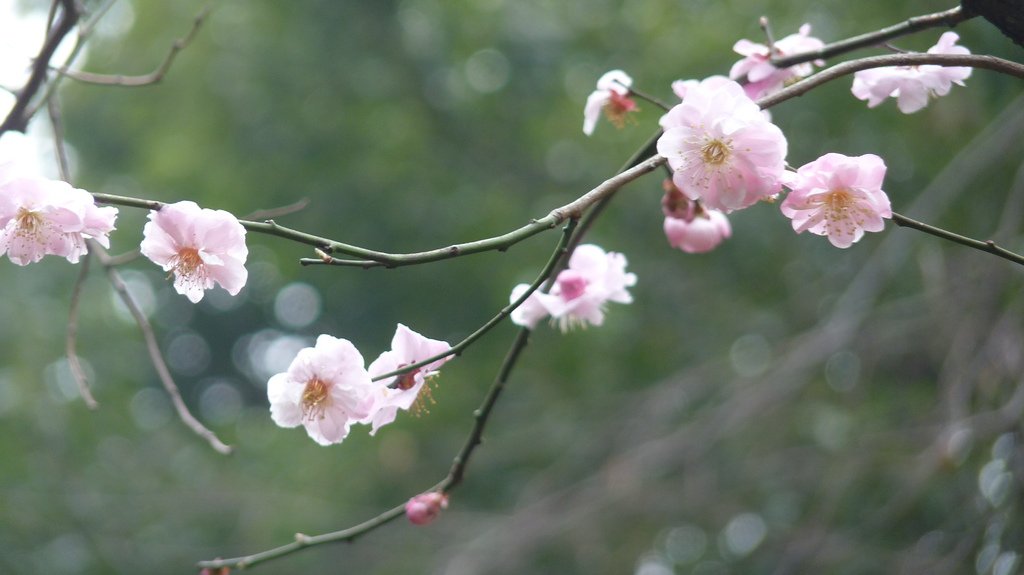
[
  {"xmin": 771, "ymin": 6, "xmax": 973, "ymax": 68},
  {"xmin": 92, "ymin": 242, "xmax": 232, "ymax": 455},
  {"xmin": 58, "ymin": 4, "xmax": 213, "ymax": 87},
  {"xmin": 0, "ymin": 0, "xmax": 79, "ymax": 134},
  {"xmin": 197, "ymin": 220, "xmax": 579, "ymax": 571},
  {"xmin": 891, "ymin": 212, "xmax": 1024, "ymax": 267},
  {"xmin": 242, "ymin": 198, "xmax": 311, "ymax": 221},
  {"xmin": 757, "ymin": 53, "xmax": 1024, "ymax": 110},
  {"xmin": 66, "ymin": 251, "xmax": 98, "ymax": 409},
  {"xmin": 627, "ymin": 87, "xmax": 670, "ymax": 112}
]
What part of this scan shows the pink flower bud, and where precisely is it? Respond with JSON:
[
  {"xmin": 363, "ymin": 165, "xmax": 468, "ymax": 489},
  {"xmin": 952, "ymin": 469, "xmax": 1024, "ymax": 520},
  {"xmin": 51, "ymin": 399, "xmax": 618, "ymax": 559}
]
[{"xmin": 405, "ymin": 492, "xmax": 448, "ymax": 525}]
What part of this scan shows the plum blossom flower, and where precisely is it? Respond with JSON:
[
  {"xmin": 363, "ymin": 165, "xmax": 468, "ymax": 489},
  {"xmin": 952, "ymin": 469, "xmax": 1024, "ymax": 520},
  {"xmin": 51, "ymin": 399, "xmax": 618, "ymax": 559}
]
[
  {"xmin": 851, "ymin": 32, "xmax": 972, "ymax": 114},
  {"xmin": 267, "ymin": 334, "xmax": 377, "ymax": 446},
  {"xmin": 657, "ymin": 76, "xmax": 788, "ymax": 213},
  {"xmin": 583, "ymin": 70, "xmax": 637, "ymax": 135},
  {"xmin": 780, "ymin": 153, "xmax": 892, "ymax": 248},
  {"xmin": 0, "ymin": 169, "xmax": 117, "ymax": 265},
  {"xmin": 510, "ymin": 244, "xmax": 636, "ymax": 332},
  {"xmin": 140, "ymin": 200, "xmax": 248, "ymax": 303},
  {"xmin": 730, "ymin": 23, "xmax": 825, "ymax": 100},
  {"xmin": 661, "ymin": 180, "xmax": 731, "ymax": 253},
  {"xmin": 405, "ymin": 491, "xmax": 448, "ymax": 525},
  {"xmin": 363, "ymin": 324, "xmax": 452, "ymax": 434}
]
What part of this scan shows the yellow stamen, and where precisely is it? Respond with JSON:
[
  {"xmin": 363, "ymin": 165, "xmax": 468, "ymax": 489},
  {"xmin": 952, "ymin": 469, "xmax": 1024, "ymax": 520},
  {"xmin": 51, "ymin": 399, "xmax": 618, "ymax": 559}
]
[
  {"xmin": 701, "ymin": 139, "xmax": 731, "ymax": 165},
  {"xmin": 301, "ymin": 377, "xmax": 330, "ymax": 420}
]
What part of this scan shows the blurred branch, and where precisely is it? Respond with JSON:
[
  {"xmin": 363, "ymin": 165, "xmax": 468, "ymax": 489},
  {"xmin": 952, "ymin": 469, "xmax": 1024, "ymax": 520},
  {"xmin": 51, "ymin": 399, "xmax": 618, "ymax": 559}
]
[
  {"xmin": 0, "ymin": 0, "xmax": 79, "ymax": 134},
  {"xmin": 242, "ymin": 198, "xmax": 311, "ymax": 221},
  {"xmin": 92, "ymin": 154, "xmax": 665, "ymax": 267},
  {"xmin": 771, "ymin": 6, "xmax": 973, "ymax": 68},
  {"xmin": 92, "ymin": 242, "xmax": 232, "ymax": 455},
  {"xmin": 197, "ymin": 219, "xmax": 579, "ymax": 571},
  {"xmin": 57, "ymin": 4, "xmax": 213, "ymax": 87},
  {"xmin": 66, "ymin": 251, "xmax": 98, "ymax": 409},
  {"xmin": 891, "ymin": 211, "xmax": 1024, "ymax": 267}
]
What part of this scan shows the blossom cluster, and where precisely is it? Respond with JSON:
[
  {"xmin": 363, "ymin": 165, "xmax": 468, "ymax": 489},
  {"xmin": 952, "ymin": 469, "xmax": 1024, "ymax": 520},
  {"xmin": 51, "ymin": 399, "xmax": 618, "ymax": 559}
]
[
  {"xmin": 267, "ymin": 325, "xmax": 452, "ymax": 445},
  {"xmin": 0, "ymin": 162, "xmax": 117, "ymax": 265},
  {"xmin": 575, "ymin": 24, "xmax": 973, "ymax": 267}
]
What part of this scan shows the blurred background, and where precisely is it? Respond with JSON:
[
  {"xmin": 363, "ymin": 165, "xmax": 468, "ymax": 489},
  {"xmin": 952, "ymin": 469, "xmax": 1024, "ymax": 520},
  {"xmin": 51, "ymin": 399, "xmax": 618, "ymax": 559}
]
[{"xmin": 1, "ymin": 0, "xmax": 1023, "ymax": 573}]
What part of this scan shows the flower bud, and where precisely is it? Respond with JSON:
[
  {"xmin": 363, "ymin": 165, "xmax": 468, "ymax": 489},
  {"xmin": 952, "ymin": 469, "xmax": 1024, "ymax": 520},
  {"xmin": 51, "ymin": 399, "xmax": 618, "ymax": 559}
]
[{"xmin": 405, "ymin": 491, "xmax": 448, "ymax": 525}]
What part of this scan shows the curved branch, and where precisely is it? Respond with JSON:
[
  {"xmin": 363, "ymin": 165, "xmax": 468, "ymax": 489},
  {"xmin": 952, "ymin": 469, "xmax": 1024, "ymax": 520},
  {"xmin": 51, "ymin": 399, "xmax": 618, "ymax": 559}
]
[{"xmin": 92, "ymin": 154, "xmax": 666, "ymax": 268}]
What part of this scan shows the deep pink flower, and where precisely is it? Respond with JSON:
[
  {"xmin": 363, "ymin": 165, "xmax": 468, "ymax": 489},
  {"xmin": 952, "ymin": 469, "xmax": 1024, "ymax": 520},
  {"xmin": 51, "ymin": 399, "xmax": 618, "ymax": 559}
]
[
  {"xmin": 851, "ymin": 32, "xmax": 972, "ymax": 114},
  {"xmin": 267, "ymin": 334, "xmax": 376, "ymax": 446},
  {"xmin": 0, "ymin": 171, "xmax": 117, "ymax": 265},
  {"xmin": 140, "ymin": 200, "xmax": 248, "ymax": 303},
  {"xmin": 363, "ymin": 324, "xmax": 452, "ymax": 434},
  {"xmin": 662, "ymin": 181, "xmax": 731, "ymax": 253},
  {"xmin": 730, "ymin": 23, "xmax": 825, "ymax": 100},
  {"xmin": 781, "ymin": 153, "xmax": 892, "ymax": 248},
  {"xmin": 510, "ymin": 244, "xmax": 636, "ymax": 332},
  {"xmin": 583, "ymin": 70, "xmax": 637, "ymax": 135},
  {"xmin": 657, "ymin": 77, "xmax": 787, "ymax": 213},
  {"xmin": 405, "ymin": 491, "xmax": 448, "ymax": 525}
]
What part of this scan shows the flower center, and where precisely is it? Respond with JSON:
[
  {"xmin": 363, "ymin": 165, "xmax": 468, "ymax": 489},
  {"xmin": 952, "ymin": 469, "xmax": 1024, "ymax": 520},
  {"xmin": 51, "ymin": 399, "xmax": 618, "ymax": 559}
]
[
  {"xmin": 301, "ymin": 377, "xmax": 331, "ymax": 420},
  {"xmin": 604, "ymin": 92, "xmax": 638, "ymax": 129},
  {"xmin": 15, "ymin": 207, "xmax": 44, "ymax": 238},
  {"xmin": 173, "ymin": 247, "xmax": 203, "ymax": 276},
  {"xmin": 556, "ymin": 269, "xmax": 589, "ymax": 301},
  {"xmin": 701, "ymin": 139, "xmax": 731, "ymax": 166},
  {"xmin": 394, "ymin": 365, "xmax": 420, "ymax": 391},
  {"xmin": 824, "ymin": 188, "xmax": 854, "ymax": 219}
]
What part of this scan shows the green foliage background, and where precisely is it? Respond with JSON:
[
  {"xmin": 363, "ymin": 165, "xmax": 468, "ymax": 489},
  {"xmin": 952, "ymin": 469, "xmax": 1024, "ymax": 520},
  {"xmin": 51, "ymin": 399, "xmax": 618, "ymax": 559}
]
[{"xmin": 1, "ymin": 0, "xmax": 1022, "ymax": 573}]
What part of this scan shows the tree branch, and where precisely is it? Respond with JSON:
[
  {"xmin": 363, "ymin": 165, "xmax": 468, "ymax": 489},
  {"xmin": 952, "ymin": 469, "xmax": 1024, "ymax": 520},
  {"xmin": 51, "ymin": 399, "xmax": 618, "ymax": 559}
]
[{"xmin": 770, "ymin": 6, "xmax": 973, "ymax": 68}]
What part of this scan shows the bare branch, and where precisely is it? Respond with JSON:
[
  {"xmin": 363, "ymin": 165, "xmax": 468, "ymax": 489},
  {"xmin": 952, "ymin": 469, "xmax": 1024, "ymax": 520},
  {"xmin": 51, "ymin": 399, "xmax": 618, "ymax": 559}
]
[
  {"xmin": 66, "ymin": 251, "xmax": 98, "ymax": 409},
  {"xmin": 92, "ymin": 242, "xmax": 232, "ymax": 455},
  {"xmin": 58, "ymin": 4, "xmax": 213, "ymax": 87}
]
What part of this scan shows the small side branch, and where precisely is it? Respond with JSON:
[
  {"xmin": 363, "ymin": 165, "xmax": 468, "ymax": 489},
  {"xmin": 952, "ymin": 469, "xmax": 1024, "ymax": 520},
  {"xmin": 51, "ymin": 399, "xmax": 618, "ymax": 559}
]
[
  {"xmin": 891, "ymin": 212, "xmax": 1024, "ymax": 267},
  {"xmin": 58, "ymin": 4, "xmax": 213, "ymax": 87},
  {"xmin": 92, "ymin": 242, "xmax": 232, "ymax": 455},
  {"xmin": 66, "ymin": 252, "xmax": 98, "ymax": 409},
  {"xmin": 771, "ymin": 6, "xmax": 973, "ymax": 68}
]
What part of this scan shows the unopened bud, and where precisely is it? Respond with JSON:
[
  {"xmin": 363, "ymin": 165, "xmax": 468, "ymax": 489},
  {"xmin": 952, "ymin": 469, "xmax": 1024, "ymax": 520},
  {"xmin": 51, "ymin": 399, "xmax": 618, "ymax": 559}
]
[{"xmin": 405, "ymin": 491, "xmax": 449, "ymax": 525}]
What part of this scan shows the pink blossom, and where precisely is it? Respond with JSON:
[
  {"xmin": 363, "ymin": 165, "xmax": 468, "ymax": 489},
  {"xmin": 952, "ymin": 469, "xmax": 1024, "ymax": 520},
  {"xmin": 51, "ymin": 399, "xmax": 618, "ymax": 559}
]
[
  {"xmin": 140, "ymin": 200, "xmax": 248, "ymax": 303},
  {"xmin": 363, "ymin": 324, "xmax": 452, "ymax": 434},
  {"xmin": 851, "ymin": 32, "xmax": 972, "ymax": 114},
  {"xmin": 267, "ymin": 334, "xmax": 377, "ymax": 446},
  {"xmin": 661, "ymin": 180, "xmax": 731, "ymax": 253},
  {"xmin": 671, "ymin": 79, "xmax": 699, "ymax": 100},
  {"xmin": 730, "ymin": 23, "xmax": 825, "ymax": 100},
  {"xmin": 405, "ymin": 491, "xmax": 448, "ymax": 525},
  {"xmin": 509, "ymin": 244, "xmax": 636, "ymax": 332},
  {"xmin": 583, "ymin": 70, "xmax": 637, "ymax": 135},
  {"xmin": 780, "ymin": 153, "xmax": 892, "ymax": 248},
  {"xmin": 0, "ymin": 172, "xmax": 117, "ymax": 265},
  {"xmin": 657, "ymin": 76, "xmax": 788, "ymax": 213}
]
